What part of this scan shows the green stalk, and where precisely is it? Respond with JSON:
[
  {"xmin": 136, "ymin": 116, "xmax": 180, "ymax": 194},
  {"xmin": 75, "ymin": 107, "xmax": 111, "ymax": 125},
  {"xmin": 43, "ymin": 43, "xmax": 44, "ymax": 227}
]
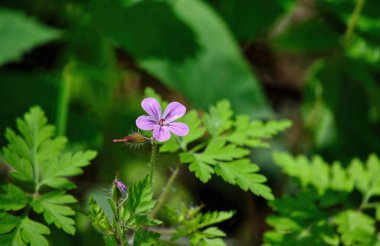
[
  {"xmin": 149, "ymin": 141, "xmax": 157, "ymax": 185},
  {"xmin": 151, "ymin": 166, "xmax": 180, "ymax": 218},
  {"xmin": 56, "ymin": 66, "xmax": 72, "ymax": 136},
  {"xmin": 343, "ymin": 0, "xmax": 366, "ymax": 45}
]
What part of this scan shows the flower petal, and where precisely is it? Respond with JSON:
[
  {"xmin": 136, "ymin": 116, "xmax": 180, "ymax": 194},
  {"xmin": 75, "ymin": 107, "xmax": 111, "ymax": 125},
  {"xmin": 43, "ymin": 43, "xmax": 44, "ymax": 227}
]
[
  {"xmin": 153, "ymin": 126, "xmax": 171, "ymax": 142},
  {"xmin": 141, "ymin": 98, "xmax": 162, "ymax": 121},
  {"xmin": 168, "ymin": 122, "xmax": 189, "ymax": 136},
  {"xmin": 136, "ymin": 115, "xmax": 157, "ymax": 130},
  {"xmin": 162, "ymin": 102, "xmax": 186, "ymax": 123}
]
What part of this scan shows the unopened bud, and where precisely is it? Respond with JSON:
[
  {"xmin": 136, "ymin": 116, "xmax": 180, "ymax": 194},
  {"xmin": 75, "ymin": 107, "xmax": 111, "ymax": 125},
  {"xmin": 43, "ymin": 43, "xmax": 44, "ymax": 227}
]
[{"xmin": 113, "ymin": 132, "xmax": 150, "ymax": 144}]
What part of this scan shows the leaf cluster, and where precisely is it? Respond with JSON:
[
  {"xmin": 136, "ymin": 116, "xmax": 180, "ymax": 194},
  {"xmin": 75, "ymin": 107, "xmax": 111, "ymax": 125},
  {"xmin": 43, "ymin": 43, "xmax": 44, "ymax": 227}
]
[
  {"xmin": 264, "ymin": 153, "xmax": 380, "ymax": 246},
  {"xmin": 88, "ymin": 175, "xmax": 161, "ymax": 246},
  {"xmin": 0, "ymin": 106, "xmax": 97, "ymax": 245},
  {"xmin": 160, "ymin": 99, "xmax": 291, "ymax": 200},
  {"xmin": 165, "ymin": 204, "xmax": 234, "ymax": 246}
]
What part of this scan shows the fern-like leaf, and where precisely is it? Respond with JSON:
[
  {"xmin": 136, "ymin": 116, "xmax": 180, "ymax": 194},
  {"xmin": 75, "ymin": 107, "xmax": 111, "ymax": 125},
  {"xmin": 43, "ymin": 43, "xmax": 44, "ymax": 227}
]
[
  {"xmin": 30, "ymin": 191, "xmax": 77, "ymax": 235},
  {"xmin": 0, "ymin": 184, "xmax": 30, "ymax": 211}
]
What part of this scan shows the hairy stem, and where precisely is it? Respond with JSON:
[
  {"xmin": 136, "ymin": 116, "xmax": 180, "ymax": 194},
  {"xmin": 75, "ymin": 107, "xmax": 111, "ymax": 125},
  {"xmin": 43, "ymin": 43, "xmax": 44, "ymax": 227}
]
[
  {"xmin": 343, "ymin": 0, "xmax": 366, "ymax": 45},
  {"xmin": 151, "ymin": 166, "xmax": 180, "ymax": 218},
  {"xmin": 149, "ymin": 141, "xmax": 157, "ymax": 185}
]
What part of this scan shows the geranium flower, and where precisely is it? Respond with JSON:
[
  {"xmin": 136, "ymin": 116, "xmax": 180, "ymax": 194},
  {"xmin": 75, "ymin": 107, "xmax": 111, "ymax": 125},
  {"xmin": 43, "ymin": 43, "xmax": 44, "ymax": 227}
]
[{"xmin": 136, "ymin": 98, "xmax": 189, "ymax": 142}]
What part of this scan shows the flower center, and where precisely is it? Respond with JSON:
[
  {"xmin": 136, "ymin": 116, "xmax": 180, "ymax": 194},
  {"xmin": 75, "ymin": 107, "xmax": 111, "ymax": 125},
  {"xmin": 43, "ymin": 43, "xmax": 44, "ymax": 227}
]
[{"xmin": 159, "ymin": 119, "xmax": 165, "ymax": 126}]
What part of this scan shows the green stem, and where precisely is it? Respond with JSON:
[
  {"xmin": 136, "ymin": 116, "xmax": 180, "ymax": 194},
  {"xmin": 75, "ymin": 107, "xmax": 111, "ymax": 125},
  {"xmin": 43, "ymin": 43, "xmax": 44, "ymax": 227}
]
[
  {"xmin": 151, "ymin": 166, "xmax": 180, "ymax": 218},
  {"xmin": 149, "ymin": 141, "xmax": 157, "ymax": 186},
  {"xmin": 343, "ymin": 0, "xmax": 366, "ymax": 45},
  {"xmin": 56, "ymin": 67, "xmax": 72, "ymax": 136}
]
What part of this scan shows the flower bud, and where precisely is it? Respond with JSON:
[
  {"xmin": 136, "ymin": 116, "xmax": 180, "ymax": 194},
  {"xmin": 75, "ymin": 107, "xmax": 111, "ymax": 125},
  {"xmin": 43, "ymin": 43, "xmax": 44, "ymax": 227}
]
[{"xmin": 113, "ymin": 132, "xmax": 150, "ymax": 144}]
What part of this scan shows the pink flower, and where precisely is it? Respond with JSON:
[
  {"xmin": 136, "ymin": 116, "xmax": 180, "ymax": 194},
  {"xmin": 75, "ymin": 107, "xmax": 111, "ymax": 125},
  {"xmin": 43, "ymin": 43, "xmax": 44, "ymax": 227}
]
[{"xmin": 136, "ymin": 98, "xmax": 189, "ymax": 142}]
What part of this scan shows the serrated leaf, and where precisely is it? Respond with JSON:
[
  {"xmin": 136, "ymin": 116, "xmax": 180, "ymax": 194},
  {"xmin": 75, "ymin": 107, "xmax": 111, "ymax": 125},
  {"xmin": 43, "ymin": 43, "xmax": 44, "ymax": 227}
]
[
  {"xmin": 20, "ymin": 217, "xmax": 50, "ymax": 246},
  {"xmin": 126, "ymin": 175, "xmax": 156, "ymax": 226},
  {"xmin": 88, "ymin": 196, "xmax": 113, "ymax": 235},
  {"xmin": 195, "ymin": 139, "xmax": 248, "ymax": 164},
  {"xmin": 202, "ymin": 227, "xmax": 226, "ymax": 237},
  {"xmin": 0, "ymin": 216, "xmax": 50, "ymax": 246},
  {"xmin": 215, "ymin": 159, "xmax": 273, "ymax": 200},
  {"xmin": 3, "ymin": 129, "xmax": 34, "ymax": 182},
  {"xmin": 0, "ymin": 184, "xmax": 30, "ymax": 211},
  {"xmin": 204, "ymin": 100, "xmax": 233, "ymax": 137},
  {"xmin": 40, "ymin": 150, "xmax": 97, "ymax": 189},
  {"xmin": 334, "ymin": 210, "xmax": 376, "ymax": 246},
  {"xmin": 133, "ymin": 227, "xmax": 161, "ymax": 246},
  {"xmin": 31, "ymin": 191, "xmax": 77, "ymax": 235},
  {"xmin": 174, "ymin": 210, "xmax": 233, "ymax": 244},
  {"xmin": 0, "ymin": 8, "xmax": 61, "ymax": 66},
  {"xmin": 348, "ymin": 154, "xmax": 380, "ymax": 199},
  {"xmin": 273, "ymin": 152, "xmax": 352, "ymax": 194},
  {"xmin": 192, "ymin": 211, "xmax": 234, "ymax": 231},
  {"xmin": 0, "ymin": 213, "xmax": 21, "ymax": 234},
  {"xmin": 3, "ymin": 106, "xmax": 66, "ymax": 183},
  {"xmin": 185, "ymin": 139, "xmax": 248, "ymax": 183},
  {"xmin": 3, "ymin": 106, "xmax": 96, "ymax": 190},
  {"xmin": 225, "ymin": 116, "xmax": 291, "ymax": 147},
  {"xmin": 161, "ymin": 110, "xmax": 206, "ymax": 153},
  {"xmin": 189, "ymin": 160, "xmax": 214, "ymax": 183}
]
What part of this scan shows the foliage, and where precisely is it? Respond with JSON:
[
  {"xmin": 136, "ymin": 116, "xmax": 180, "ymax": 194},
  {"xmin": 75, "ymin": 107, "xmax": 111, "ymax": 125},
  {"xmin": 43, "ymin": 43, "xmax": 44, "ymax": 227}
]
[
  {"xmin": 268, "ymin": 0, "xmax": 380, "ymax": 159},
  {"xmin": 264, "ymin": 152, "xmax": 380, "ymax": 246},
  {"xmin": 166, "ymin": 205, "xmax": 235, "ymax": 246},
  {"xmin": 160, "ymin": 95, "xmax": 291, "ymax": 200},
  {"xmin": 0, "ymin": 8, "xmax": 60, "ymax": 66},
  {"xmin": 88, "ymin": 175, "xmax": 161, "ymax": 246},
  {"xmin": 0, "ymin": 106, "xmax": 97, "ymax": 245}
]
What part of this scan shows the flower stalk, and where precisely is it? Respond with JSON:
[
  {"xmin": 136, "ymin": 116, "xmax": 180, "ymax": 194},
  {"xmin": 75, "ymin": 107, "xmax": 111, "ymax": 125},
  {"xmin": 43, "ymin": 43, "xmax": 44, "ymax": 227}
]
[{"xmin": 149, "ymin": 141, "xmax": 157, "ymax": 186}]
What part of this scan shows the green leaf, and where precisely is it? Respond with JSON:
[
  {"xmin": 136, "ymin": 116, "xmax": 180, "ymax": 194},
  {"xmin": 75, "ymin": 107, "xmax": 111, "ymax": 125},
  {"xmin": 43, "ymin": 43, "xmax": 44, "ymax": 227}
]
[
  {"xmin": 225, "ymin": 116, "xmax": 291, "ymax": 147},
  {"xmin": 0, "ymin": 213, "xmax": 21, "ymax": 234},
  {"xmin": 19, "ymin": 217, "xmax": 50, "ymax": 246},
  {"xmin": 215, "ymin": 159, "xmax": 273, "ymax": 200},
  {"xmin": 3, "ymin": 106, "xmax": 65, "ymax": 183},
  {"xmin": 334, "ymin": 210, "xmax": 376, "ymax": 246},
  {"xmin": 126, "ymin": 175, "xmax": 156, "ymax": 226},
  {"xmin": 273, "ymin": 152, "xmax": 353, "ymax": 194},
  {"xmin": 160, "ymin": 110, "xmax": 206, "ymax": 152},
  {"xmin": 185, "ymin": 139, "xmax": 248, "ymax": 183},
  {"xmin": 265, "ymin": 190, "xmax": 338, "ymax": 246},
  {"xmin": 209, "ymin": 0, "xmax": 292, "ymax": 41},
  {"xmin": 173, "ymin": 210, "xmax": 233, "ymax": 244},
  {"xmin": 349, "ymin": 154, "xmax": 380, "ymax": 199},
  {"xmin": 40, "ymin": 150, "xmax": 97, "ymax": 189},
  {"xmin": 0, "ymin": 8, "xmax": 61, "ymax": 66},
  {"xmin": 133, "ymin": 227, "xmax": 161, "ymax": 246},
  {"xmin": 202, "ymin": 227, "xmax": 226, "ymax": 238},
  {"xmin": 190, "ymin": 211, "xmax": 234, "ymax": 232},
  {"xmin": 195, "ymin": 139, "xmax": 248, "ymax": 164},
  {"xmin": 271, "ymin": 19, "xmax": 340, "ymax": 52},
  {"xmin": 0, "ymin": 184, "xmax": 30, "ymax": 211},
  {"xmin": 3, "ymin": 106, "xmax": 96, "ymax": 189},
  {"xmin": 189, "ymin": 160, "xmax": 214, "ymax": 183},
  {"xmin": 0, "ymin": 216, "xmax": 50, "ymax": 246},
  {"xmin": 88, "ymin": 196, "xmax": 113, "ymax": 235},
  {"xmin": 31, "ymin": 191, "xmax": 77, "ymax": 235},
  {"xmin": 139, "ymin": 0, "xmax": 271, "ymax": 116},
  {"xmin": 204, "ymin": 100, "xmax": 233, "ymax": 137}
]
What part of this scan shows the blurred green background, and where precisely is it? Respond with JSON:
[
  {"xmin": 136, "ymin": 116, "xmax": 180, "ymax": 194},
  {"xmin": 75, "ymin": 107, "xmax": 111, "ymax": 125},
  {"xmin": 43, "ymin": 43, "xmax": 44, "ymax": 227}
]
[{"xmin": 1, "ymin": 0, "xmax": 379, "ymax": 245}]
